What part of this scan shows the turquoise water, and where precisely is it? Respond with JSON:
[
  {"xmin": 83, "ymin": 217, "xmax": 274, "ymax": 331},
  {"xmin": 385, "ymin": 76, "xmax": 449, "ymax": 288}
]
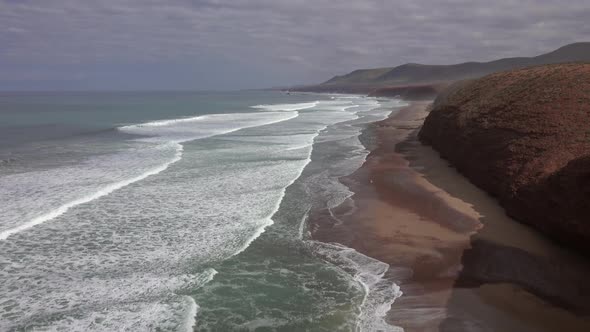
[{"xmin": 0, "ymin": 91, "xmax": 406, "ymax": 331}]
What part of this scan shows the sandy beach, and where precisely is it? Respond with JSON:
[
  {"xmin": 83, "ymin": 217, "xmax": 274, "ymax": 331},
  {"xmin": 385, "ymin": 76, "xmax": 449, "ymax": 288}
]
[{"xmin": 310, "ymin": 101, "xmax": 590, "ymax": 331}]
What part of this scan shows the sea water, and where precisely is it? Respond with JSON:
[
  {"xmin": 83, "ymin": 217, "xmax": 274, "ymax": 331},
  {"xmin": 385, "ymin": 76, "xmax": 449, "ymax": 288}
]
[{"xmin": 0, "ymin": 91, "xmax": 407, "ymax": 331}]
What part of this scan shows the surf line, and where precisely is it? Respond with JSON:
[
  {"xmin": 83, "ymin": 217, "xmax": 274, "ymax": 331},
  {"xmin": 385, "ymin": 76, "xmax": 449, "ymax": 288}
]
[
  {"xmin": 1, "ymin": 112, "xmax": 300, "ymax": 241},
  {"xmin": 0, "ymin": 143, "xmax": 183, "ymax": 241}
]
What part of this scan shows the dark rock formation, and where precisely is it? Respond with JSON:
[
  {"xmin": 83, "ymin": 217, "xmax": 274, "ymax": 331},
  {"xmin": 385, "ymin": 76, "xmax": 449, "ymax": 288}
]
[{"xmin": 419, "ymin": 63, "xmax": 590, "ymax": 254}]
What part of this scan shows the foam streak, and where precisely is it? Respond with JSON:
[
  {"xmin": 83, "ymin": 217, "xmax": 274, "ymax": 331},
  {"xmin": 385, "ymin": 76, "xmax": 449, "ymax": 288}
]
[
  {"xmin": 2, "ymin": 112, "xmax": 300, "ymax": 240},
  {"xmin": 0, "ymin": 143, "xmax": 183, "ymax": 240}
]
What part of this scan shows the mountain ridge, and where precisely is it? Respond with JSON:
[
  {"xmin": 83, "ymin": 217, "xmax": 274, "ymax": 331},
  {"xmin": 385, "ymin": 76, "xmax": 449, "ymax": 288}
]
[{"xmin": 317, "ymin": 42, "xmax": 590, "ymax": 87}]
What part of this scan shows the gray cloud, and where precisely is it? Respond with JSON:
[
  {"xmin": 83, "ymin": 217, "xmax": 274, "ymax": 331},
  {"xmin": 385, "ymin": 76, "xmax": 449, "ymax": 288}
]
[{"xmin": 1, "ymin": 0, "xmax": 589, "ymax": 89}]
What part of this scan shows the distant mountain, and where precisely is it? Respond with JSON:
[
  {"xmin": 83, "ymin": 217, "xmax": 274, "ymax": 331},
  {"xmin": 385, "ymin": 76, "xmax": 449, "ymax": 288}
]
[
  {"xmin": 318, "ymin": 42, "xmax": 590, "ymax": 87},
  {"xmin": 322, "ymin": 67, "xmax": 394, "ymax": 85}
]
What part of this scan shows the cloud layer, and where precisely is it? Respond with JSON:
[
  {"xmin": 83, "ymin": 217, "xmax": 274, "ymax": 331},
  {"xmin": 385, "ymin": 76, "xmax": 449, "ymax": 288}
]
[{"xmin": 1, "ymin": 0, "xmax": 589, "ymax": 89}]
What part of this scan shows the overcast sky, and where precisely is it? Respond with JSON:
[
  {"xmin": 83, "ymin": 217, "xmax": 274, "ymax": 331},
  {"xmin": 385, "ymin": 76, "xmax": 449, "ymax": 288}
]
[{"xmin": 1, "ymin": 0, "xmax": 589, "ymax": 90}]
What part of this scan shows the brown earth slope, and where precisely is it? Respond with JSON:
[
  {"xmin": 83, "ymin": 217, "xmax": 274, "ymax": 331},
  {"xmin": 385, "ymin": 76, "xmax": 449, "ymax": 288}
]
[{"xmin": 419, "ymin": 63, "xmax": 590, "ymax": 254}]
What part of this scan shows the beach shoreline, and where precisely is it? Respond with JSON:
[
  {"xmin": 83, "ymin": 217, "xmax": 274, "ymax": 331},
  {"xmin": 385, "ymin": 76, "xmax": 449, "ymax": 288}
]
[{"xmin": 310, "ymin": 101, "xmax": 590, "ymax": 331}]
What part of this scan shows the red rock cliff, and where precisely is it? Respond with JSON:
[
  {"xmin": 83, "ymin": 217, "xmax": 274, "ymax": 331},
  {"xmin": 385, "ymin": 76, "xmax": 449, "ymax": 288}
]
[{"xmin": 419, "ymin": 63, "xmax": 590, "ymax": 253}]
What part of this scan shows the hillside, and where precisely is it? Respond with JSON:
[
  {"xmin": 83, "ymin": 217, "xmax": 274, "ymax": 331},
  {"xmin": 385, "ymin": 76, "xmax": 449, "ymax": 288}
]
[
  {"xmin": 322, "ymin": 67, "xmax": 394, "ymax": 85},
  {"xmin": 300, "ymin": 42, "xmax": 590, "ymax": 92},
  {"xmin": 418, "ymin": 63, "xmax": 590, "ymax": 253}
]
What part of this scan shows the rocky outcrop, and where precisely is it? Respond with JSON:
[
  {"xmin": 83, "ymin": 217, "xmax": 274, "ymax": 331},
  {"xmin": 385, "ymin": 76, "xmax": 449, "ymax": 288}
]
[{"xmin": 419, "ymin": 63, "xmax": 590, "ymax": 253}]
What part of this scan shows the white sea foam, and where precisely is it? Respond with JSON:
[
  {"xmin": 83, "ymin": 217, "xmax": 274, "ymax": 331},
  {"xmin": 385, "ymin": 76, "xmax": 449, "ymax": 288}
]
[
  {"xmin": 298, "ymin": 207, "xmax": 312, "ymax": 240},
  {"xmin": 0, "ymin": 99, "xmax": 335, "ymax": 330},
  {"xmin": 285, "ymin": 143, "xmax": 313, "ymax": 151},
  {"xmin": 311, "ymin": 242, "xmax": 403, "ymax": 332},
  {"xmin": 119, "ymin": 111, "xmax": 300, "ymax": 144},
  {"xmin": 119, "ymin": 115, "xmax": 206, "ymax": 128},
  {"xmin": 229, "ymin": 113, "xmax": 330, "ymax": 256},
  {"xmin": 0, "ymin": 111, "xmax": 298, "ymax": 240},
  {"xmin": 0, "ymin": 143, "xmax": 183, "ymax": 241},
  {"xmin": 184, "ymin": 297, "xmax": 199, "ymax": 332},
  {"xmin": 297, "ymin": 96, "xmax": 409, "ymax": 331},
  {"xmin": 0, "ymin": 267, "xmax": 218, "ymax": 331},
  {"xmin": 228, "ymin": 151, "xmax": 315, "ymax": 259},
  {"xmin": 251, "ymin": 101, "xmax": 318, "ymax": 111},
  {"xmin": 0, "ymin": 94, "xmax": 408, "ymax": 331},
  {"xmin": 187, "ymin": 269, "xmax": 217, "ymax": 331}
]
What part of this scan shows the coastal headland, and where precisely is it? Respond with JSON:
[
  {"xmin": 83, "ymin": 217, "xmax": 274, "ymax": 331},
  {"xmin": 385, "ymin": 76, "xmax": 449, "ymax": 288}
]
[
  {"xmin": 307, "ymin": 59, "xmax": 590, "ymax": 330},
  {"xmin": 310, "ymin": 98, "xmax": 590, "ymax": 331}
]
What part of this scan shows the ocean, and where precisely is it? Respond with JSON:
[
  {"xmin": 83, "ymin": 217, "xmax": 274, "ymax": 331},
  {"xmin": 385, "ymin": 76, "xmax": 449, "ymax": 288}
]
[{"xmin": 0, "ymin": 91, "xmax": 407, "ymax": 331}]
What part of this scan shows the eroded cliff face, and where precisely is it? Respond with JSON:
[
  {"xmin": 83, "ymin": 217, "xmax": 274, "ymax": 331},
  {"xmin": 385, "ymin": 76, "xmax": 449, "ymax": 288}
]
[{"xmin": 419, "ymin": 63, "xmax": 590, "ymax": 253}]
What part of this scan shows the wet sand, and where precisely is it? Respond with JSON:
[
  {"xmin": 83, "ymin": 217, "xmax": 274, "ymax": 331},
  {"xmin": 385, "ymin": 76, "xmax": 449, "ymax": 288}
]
[{"xmin": 310, "ymin": 102, "xmax": 590, "ymax": 331}]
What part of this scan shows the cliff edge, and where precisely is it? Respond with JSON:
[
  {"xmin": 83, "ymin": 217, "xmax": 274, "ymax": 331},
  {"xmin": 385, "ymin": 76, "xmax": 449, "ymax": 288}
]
[{"xmin": 419, "ymin": 63, "xmax": 590, "ymax": 253}]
